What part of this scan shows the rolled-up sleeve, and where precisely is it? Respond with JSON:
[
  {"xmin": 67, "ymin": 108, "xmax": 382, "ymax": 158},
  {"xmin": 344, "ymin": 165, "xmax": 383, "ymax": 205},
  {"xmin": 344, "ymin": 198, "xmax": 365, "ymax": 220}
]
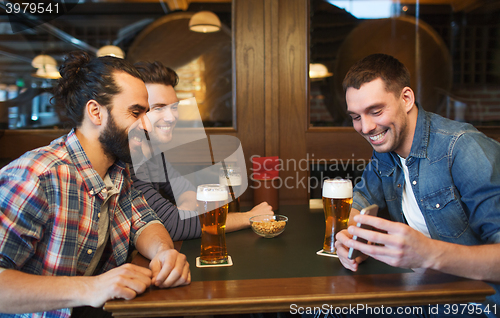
[{"xmin": 128, "ymin": 186, "xmax": 162, "ymax": 246}]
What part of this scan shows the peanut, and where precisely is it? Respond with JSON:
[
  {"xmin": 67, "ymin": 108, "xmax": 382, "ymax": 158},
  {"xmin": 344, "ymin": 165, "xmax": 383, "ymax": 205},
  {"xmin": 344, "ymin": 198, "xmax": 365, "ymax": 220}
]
[{"xmin": 252, "ymin": 219, "xmax": 286, "ymax": 235}]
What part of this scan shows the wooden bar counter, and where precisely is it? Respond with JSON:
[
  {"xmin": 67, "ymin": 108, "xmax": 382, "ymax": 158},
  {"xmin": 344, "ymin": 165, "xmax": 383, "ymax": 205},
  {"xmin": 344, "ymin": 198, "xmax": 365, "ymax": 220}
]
[{"xmin": 104, "ymin": 205, "xmax": 495, "ymax": 317}]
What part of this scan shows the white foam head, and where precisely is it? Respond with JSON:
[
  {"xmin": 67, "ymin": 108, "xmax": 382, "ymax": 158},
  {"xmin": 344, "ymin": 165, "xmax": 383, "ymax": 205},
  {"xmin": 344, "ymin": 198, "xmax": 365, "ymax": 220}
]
[
  {"xmin": 322, "ymin": 179, "xmax": 353, "ymax": 199},
  {"xmin": 219, "ymin": 175, "xmax": 242, "ymax": 186},
  {"xmin": 197, "ymin": 184, "xmax": 228, "ymax": 202}
]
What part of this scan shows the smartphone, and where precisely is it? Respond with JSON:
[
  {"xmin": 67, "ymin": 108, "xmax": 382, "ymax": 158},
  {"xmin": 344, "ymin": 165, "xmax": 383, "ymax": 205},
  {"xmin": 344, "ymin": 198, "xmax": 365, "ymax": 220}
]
[{"xmin": 347, "ymin": 204, "xmax": 379, "ymax": 260}]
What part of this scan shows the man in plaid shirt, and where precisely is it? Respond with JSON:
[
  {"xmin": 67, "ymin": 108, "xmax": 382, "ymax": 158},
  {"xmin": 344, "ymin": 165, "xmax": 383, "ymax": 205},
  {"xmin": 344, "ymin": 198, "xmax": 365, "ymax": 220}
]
[{"xmin": 0, "ymin": 51, "xmax": 190, "ymax": 318}]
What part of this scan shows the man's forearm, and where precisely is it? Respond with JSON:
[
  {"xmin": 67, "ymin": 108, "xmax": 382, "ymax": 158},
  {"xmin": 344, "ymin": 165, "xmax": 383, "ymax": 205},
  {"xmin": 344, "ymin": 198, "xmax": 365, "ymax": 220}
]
[
  {"xmin": 135, "ymin": 223, "xmax": 175, "ymax": 260},
  {"xmin": 429, "ymin": 241, "xmax": 500, "ymax": 283},
  {"xmin": 0, "ymin": 269, "xmax": 90, "ymax": 314},
  {"xmin": 226, "ymin": 212, "xmax": 251, "ymax": 232}
]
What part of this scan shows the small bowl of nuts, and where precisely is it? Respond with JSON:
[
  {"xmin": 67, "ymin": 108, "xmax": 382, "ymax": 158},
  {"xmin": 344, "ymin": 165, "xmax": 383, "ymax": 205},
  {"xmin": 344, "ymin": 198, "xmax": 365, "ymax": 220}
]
[{"xmin": 249, "ymin": 214, "xmax": 288, "ymax": 238}]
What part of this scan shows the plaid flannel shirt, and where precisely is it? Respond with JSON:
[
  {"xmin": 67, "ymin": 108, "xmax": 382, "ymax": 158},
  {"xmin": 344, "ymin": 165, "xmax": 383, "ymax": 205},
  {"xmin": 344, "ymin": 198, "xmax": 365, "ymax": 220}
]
[{"xmin": 0, "ymin": 129, "xmax": 159, "ymax": 318}]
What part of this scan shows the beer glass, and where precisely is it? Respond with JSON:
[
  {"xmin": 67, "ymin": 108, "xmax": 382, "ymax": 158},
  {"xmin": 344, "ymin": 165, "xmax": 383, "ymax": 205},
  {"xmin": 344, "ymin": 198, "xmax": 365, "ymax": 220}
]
[
  {"xmin": 322, "ymin": 179, "xmax": 353, "ymax": 255},
  {"xmin": 197, "ymin": 184, "xmax": 229, "ymax": 264},
  {"xmin": 219, "ymin": 166, "xmax": 242, "ymax": 212}
]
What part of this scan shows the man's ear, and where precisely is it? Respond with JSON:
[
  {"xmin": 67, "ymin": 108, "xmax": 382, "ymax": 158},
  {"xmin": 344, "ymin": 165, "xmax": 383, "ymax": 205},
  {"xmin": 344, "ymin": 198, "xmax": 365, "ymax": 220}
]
[
  {"xmin": 86, "ymin": 100, "xmax": 105, "ymax": 126},
  {"xmin": 401, "ymin": 87, "xmax": 415, "ymax": 113}
]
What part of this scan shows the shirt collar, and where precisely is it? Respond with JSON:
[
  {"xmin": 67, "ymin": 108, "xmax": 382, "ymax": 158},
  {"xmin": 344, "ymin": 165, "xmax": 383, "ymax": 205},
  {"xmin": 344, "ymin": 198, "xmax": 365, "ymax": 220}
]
[
  {"xmin": 407, "ymin": 103, "xmax": 430, "ymax": 159},
  {"xmin": 65, "ymin": 129, "xmax": 126, "ymax": 197}
]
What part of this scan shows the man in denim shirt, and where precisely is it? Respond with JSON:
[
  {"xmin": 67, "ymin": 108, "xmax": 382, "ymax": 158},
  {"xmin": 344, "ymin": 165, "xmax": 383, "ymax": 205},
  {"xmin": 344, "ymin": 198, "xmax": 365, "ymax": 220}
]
[{"xmin": 335, "ymin": 54, "xmax": 500, "ymax": 316}]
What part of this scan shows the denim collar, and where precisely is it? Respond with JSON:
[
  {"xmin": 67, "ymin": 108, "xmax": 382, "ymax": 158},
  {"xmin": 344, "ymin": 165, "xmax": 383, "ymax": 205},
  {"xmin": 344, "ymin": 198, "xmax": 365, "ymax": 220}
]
[
  {"xmin": 383, "ymin": 104, "xmax": 428, "ymax": 169},
  {"xmin": 408, "ymin": 103, "xmax": 430, "ymax": 159}
]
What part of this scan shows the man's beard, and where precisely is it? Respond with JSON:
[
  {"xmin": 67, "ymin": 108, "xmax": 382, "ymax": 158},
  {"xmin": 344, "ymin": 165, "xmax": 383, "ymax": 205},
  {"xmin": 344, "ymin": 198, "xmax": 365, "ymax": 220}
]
[{"xmin": 99, "ymin": 112, "xmax": 132, "ymax": 164}]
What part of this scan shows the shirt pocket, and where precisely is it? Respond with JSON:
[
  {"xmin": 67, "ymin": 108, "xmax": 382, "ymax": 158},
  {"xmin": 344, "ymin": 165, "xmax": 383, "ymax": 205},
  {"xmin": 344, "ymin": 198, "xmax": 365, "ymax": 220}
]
[
  {"xmin": 421, "ymin": 186, "xmax": 469, "ymax": 239},
  {"xmin": 379, "ymin": 166, "xmax": 398, "ymax": 201}
]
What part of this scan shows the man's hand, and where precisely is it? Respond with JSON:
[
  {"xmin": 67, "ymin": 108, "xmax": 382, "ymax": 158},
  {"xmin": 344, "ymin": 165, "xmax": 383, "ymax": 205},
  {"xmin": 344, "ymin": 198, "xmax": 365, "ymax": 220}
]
[
  {"xmin": 335, "ymin": 229, "xmax": 369, "ymax": 271},
  {"xmin": 85, "ymin": 263, "xmax": 153, "ymax": 308},
  {"xmin": 338, "ymin": 214, "xmax": 434, "ymax": 269},
  {"xmin": 149, "ymin": 248, "xmax": 191, "ymax": 288},
  {"xmin": 225, "ymin": 202, "xmax": 273, "ymax": 232},
  {"xmin": 246, "ymin": 202, "xmax": 273, "ymax": 218}
]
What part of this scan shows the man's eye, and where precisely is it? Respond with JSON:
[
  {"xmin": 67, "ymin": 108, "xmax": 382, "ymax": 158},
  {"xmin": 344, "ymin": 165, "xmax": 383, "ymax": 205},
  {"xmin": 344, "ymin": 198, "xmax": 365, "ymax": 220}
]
[{"xmin": 351, "ymin": 115, "xmax": 360, "ymax": 121}]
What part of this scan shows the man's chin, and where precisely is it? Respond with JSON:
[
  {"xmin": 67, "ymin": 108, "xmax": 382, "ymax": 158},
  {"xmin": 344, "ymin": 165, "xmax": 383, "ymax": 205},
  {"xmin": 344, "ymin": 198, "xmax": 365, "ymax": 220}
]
[
  {"xmin": 366, "ymin": 137, "xmax": 390, "ymax": 153},
  {"xmin": 151, "ymin": 136, "xmax": 173, "ymax": 147}
]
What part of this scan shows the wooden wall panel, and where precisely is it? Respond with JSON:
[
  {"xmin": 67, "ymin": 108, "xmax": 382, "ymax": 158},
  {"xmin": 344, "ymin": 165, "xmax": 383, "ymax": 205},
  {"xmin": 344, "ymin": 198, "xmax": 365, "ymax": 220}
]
[
  {"xmin": 233, "ymin": 0, "xmax": 266, "ymax": 205},
  {"xmin": 0, "ymin": 129, "xmax": 68, "ymax": 162},
  {"xmin": 278, "ymin": 0, "xmax": 309, "ymax": 204},
  {"xmin": 264, "ymin": 0, "xmax": 280, "ymax": 157},
  {"xmin": 306, "ymin": 128, "xmax": 373, "ymax": 162}
]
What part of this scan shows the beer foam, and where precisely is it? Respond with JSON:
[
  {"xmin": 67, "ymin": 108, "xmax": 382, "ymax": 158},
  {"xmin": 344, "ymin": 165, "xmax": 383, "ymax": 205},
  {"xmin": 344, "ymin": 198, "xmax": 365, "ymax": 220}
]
[
  {"xmin": 322, "ymin": 179, "xmax": 353, "ymax": 199},
  {"xmin": 219, "ymin": 175, "xmax": 242, "ymax": 186},
  {"xmin": 197, "ymin": 185, "xmax": 228, "ymax": 202}
]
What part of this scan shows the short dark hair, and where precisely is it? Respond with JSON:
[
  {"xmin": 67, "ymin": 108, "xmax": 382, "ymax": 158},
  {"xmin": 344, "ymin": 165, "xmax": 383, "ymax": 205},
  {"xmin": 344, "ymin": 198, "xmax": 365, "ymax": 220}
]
[
  {"xmin": 53, "ymin": 50, "xmax": 143, "ymax": 127},
  {"xmin": 342, "ymin": 53, "xmax": 411, "ymax": 97},
  {"xmin": 134, "ymin": 61, "xmax": 179, "ymax": 87}
]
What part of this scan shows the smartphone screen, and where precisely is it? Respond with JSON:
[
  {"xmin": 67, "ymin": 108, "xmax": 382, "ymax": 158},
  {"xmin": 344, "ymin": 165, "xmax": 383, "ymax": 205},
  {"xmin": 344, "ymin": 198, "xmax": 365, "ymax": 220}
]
[{"xmin": 347, "ymin": 204, "xmax": 378, "ymax": 260}]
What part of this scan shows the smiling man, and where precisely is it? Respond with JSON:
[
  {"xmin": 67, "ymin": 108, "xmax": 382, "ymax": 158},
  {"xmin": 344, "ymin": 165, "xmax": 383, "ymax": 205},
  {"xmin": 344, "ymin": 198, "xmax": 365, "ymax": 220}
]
[
  {"xmin": 334, "ymin": 54, "xmax": 500, "ymax": 317},
  {"xmin": 129, "ymin": 61, "xmax": 272, "ymax": 241},
  {"xmin": 0, "ymin": 51, "xmax": 190, "ymax": 318}
]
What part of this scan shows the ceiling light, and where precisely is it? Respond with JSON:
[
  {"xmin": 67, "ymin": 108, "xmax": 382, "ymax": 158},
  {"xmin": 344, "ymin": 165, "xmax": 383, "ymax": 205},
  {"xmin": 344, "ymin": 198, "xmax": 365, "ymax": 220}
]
[
  {"xmin": 31, "ymin": 54, "xmax": 57, "ymax": 69},
  {"xmin": 189, "ymin": 11, "xmax": 221, "ymax": 33},
  {"xmin": 309, "ymin": 63, "xmax": 333, "ymax": 79},
  {"xmin": 97, "ymin": 45, "xmax": 125, "ymax": 58},
  {"xmin": 34, "ymin": 64, "xmax": 61, "ymax": 79},
  {"xmin": 31, "ymin": 54, "xmax": 61, "ymax": 79}
]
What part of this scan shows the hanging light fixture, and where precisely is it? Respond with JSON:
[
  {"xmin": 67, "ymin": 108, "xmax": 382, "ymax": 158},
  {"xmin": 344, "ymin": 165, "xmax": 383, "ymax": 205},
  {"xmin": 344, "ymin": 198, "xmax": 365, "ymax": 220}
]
[
  {"xmin": 189, "ymin": 11, "xmax": 221, "ymax": 33},
  {"xmin": 32, "ymin": 54, "xmax": 57, "ymax": 69},
  {"xmin": 34, "ymin": 65, "xmax": 61, "ymax": 79},
  {"xmin": 96, "ymin": 45, "xmax": 125, "ymax": 59},
  {"xmin": 31, "ymin": 54, "xmax": 61, "ymax": 79},
  {"xmin": 309, "ymin": 63, "xmax": 333, "ymax": 79}
]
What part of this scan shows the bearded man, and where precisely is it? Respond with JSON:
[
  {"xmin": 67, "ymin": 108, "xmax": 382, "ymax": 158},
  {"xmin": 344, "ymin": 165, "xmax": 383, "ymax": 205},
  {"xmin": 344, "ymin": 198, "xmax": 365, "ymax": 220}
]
[{"xmin": 0, "ymin": 51, "xmax": 190, "ymax": 318}]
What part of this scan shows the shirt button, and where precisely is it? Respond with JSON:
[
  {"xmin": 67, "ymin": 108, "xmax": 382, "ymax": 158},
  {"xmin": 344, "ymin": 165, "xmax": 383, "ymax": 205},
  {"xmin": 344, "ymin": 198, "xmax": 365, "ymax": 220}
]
[
  {"xmin": 397, "ymin": 184, "xmax": 401, "ymax": 188},
  {"xmin": 87, "ymin": 249, "xmax": 93, "ymax": 255},
  {"xmin": 102, "ymin": 188, "xmax": 107, "ymax": 193},
  {"xmin": 98, "ymin": 213, "xmax": 101, "ymax": 218},
  {"xmin": 89, "ymin": 189, "xmax": 95, "ymax": 195},
  {"xmin": 435, "ymin": 203, "xmax": 440, "ymax": 208},
  {"xmin": 412, "ymin": 180, "xmax": 417, "ymax": 185}
]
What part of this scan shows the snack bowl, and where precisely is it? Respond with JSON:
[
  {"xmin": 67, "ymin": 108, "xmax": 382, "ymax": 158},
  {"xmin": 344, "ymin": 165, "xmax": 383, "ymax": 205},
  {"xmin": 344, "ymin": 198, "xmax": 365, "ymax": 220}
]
[{"xmin": 249, "ymin": 214, "xmax": 288, "ymax": 238}]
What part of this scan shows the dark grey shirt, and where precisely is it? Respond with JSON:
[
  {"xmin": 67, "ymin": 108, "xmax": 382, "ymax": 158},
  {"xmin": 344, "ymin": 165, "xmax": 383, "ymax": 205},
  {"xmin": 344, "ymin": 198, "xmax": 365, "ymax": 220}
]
[{"xmin": 131, "ymin": 155, "xmax": 201, "ymax": 241}]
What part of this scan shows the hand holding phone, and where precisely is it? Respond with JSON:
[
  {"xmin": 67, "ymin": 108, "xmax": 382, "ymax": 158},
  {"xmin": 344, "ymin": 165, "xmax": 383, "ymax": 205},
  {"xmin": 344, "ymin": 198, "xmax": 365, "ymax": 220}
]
[{"xmin": 347, "ymin": 204, "xmax": 378, "ymax": 260}]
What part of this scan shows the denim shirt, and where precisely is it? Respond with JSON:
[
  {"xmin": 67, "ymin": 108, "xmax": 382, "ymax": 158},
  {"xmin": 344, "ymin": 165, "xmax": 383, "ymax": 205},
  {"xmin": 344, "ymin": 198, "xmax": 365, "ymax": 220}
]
[{"xmin": 353, "ymin": 106, "xmax": 500, "ymax": 306}]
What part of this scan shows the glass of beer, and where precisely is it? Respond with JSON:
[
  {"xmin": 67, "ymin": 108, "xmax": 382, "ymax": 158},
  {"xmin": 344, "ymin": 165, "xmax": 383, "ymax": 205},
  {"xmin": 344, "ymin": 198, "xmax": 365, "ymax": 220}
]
[
  {"xmin": 219, "ymin": 166, "xmax": 242, "ymax": 213},
  {"xmin": 322, "ymin": 178, "xmax": 353, "ymax": 255},
  {"xmin": 197, "ymin": 184, "xmax": 229, "ymax": 264}
]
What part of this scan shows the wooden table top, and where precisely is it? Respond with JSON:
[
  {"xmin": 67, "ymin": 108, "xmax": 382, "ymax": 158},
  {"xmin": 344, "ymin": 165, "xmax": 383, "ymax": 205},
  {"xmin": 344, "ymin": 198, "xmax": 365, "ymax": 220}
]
[{"xmin": 104, "ymin": 205, "xmax": 495, "ymax": 317}]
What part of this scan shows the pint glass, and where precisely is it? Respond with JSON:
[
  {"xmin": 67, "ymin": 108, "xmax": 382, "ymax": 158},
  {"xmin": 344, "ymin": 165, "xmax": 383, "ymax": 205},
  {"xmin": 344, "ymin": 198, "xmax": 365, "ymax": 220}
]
[
  {"xmin": 219, "ymin": 167, "xmax": 242, "ymax": 213},
  {"xmin": 322, "ymin": 179, "xmax": 353, "ymax": 255},
  {"xmin": 197, "ymin": 184, "xmax": 229, "ymax": 264}
]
